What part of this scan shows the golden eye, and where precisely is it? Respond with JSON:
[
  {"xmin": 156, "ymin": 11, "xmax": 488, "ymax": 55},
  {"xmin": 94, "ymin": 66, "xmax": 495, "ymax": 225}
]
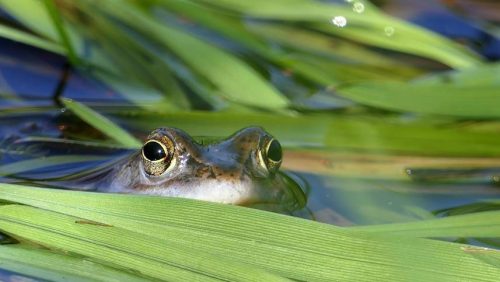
[
  {"xmin": 141, "ymin": 139, "xmax": 173, "ymax": 176},
  {"xmin": 259, "ymin": 138, "xmax": 282, "ymax": 173}
]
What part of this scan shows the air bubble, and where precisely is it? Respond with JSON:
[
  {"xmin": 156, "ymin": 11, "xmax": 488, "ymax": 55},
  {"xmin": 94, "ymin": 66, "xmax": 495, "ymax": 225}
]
[{"xmin": 332, "ymin": 16, "xmax": 347, "ymax": 27}]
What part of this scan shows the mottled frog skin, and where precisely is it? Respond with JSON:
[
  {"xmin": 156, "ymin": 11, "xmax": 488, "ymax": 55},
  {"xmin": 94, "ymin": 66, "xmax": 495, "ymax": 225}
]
[{"xmin": 72, "ymin": 127, "xmax": 303, "ymax": 210}]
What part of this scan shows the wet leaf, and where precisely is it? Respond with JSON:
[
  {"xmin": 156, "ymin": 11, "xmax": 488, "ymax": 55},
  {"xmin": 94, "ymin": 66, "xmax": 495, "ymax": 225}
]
[{"xmin": 201, "ymin": 0, "xmax": 481, "ymax": 68}]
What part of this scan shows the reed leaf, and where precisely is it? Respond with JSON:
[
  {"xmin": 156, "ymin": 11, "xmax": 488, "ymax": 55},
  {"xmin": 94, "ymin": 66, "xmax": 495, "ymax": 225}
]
[
  {"xmin": 0, "ymin": 183, "xmax": 499, "ymax": 281},
  {"xmin": 0, "ymin": 245, "xmax": 151, "ymax": 282},
  {"xmin": 338, "ymin": 82, "xmax": 500, "ymax": 118}
]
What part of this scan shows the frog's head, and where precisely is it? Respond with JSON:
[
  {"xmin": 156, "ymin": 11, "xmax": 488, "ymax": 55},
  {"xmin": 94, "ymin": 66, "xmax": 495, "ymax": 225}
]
[{"xmin": 107, "ymin": 127, "xmax": 302, "ymax": 209}]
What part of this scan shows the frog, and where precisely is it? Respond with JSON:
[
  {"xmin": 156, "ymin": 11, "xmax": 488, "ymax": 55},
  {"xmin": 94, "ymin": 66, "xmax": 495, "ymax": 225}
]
[{"xmin": 68, "ymin": 126, "xmax": 305, "ymax": 212}]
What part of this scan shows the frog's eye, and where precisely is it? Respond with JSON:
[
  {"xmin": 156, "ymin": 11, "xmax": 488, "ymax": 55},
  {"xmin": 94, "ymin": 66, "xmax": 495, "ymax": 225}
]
[
  {"xmin": 141, "ymin": 139, "xmax": 174, "ymax": 176},
  {"xmin": 259, "ymin": 138, "xmax": 282, "ymax": 173}
]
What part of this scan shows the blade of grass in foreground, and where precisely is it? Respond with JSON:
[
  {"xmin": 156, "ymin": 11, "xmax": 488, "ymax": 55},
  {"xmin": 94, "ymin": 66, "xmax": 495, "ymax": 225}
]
[
  {"xmin": 61, "ymin": 98, "xmax": 141, "ymax": 148},
  {"xmin": 0, "ymin": 183, "xmax": 499, "ymax": 281},
  {"xmin": 0, "ymin": 245, "xmax": 151, "ymax": 282},
  {"xmin": 0, "ymin": 204, "xmax": 286, "ymax": 282}
]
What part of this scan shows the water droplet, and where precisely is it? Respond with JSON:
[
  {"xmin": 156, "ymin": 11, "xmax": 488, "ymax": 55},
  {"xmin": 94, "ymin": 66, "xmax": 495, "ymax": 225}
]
[
  {"xmin": 353, "ymin": 2, "xmax": 365, "ymax": 13},
  {"xmin": 384, "ymin": 26, "xmax": 395, "ymax": 37},
  {"xmin": 492, "ymin": 175, "xmax": 500, "ymax": 184},
  {"xmin": 332, "ymin": 16, "xmax": 347, "ymax": 27}
]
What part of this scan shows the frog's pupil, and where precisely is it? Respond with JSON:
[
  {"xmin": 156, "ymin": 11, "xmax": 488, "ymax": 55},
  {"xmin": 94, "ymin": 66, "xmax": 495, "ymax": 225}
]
[
  {"xmin": 267, "ymin": 139, "xmax": 282, "ymax": 162},
  {"xmin": 143, "ymin": 141, "xmax": 166, "ymax": 161}
]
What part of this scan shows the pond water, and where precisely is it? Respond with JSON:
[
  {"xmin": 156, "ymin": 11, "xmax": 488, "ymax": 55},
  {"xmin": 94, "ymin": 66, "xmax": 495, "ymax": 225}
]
[{"xmin": 2, "ymin": 102, "xmax": 500, "ymax": 245}]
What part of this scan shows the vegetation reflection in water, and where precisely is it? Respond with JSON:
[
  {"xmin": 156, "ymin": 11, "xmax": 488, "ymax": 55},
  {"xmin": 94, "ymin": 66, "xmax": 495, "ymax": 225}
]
[{"xmin": 0, "ymin": 0, "xmax": 500, "ymax": 281}]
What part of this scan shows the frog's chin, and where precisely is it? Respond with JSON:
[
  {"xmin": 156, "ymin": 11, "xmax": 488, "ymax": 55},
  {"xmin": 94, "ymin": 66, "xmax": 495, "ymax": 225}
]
[{"xmin": 131, "ymin": 180, "xmax": 260, "ymax": 205}]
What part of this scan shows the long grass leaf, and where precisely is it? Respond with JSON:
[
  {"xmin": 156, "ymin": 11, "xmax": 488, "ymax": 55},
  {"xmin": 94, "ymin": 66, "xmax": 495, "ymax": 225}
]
[
  {"xmin": 338, "ymin": 82, "xmax": 500, "ymax": 118},
  {"xmin": 0, "ymin": 245, "xmax": 151, "ymax": 282},
  {"xmin": 199, "ymin": 0, "xmax": 481, "ymax": 68},
  {"xmin": 0, "ymin": 24, "xmax": 63, "ymax": 54},
  {"xmin": 0, "ymin": 184, "xmax": 499, "ymax": 281},
  {"xmin": 42, "ymin": 0, "xmax": 80, "ymax": 65},
  {"xmin": 0, "ymin": 155, "xmax": 106, "ymax": 176},
  {"xmin": 0, "ymin": 204, "xmax": 289, "ymax": 281},
  {"xmin": 96, "ymin": 1, "xmax": 289, "ymax": 109},
  {"xmin": 61, "ymin": 98, "xmax": 141, "ymax": 148},
  {"xmin": 0, "ymin": 0, "xmax": 59, "ymax": 40},
  {"xmin": 350, "ymin": 210, "xmax": 500, "ymax": 238},
  {"xmin": 116, "ymin": 111, "xmax": 500, "ymax": 157}
]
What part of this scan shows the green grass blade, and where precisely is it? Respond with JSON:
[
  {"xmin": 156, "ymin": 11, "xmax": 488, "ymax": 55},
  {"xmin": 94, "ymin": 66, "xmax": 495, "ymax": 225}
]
[
  {"xmin": 60, "ymin": 98, "xmax": 141, "ymax": 148},
  {"xmin": 42, "ymin": 0, "xmax": 80, "ymax": 65},
  {"xmin": 315, "ymin": 22, "xmax": 478, "ymax": 70},
  {"xmin": 199, "ymin": 0, "xmax": 481, "ymax": 68},
  {"xmin": 0, "ymin": 204, "xmax": 289, "ymax": 282},
  {"xmin": 350, "ymin": 211, "xmax": 500, "ymax": 238},
  {"xmin": 338, "ymin": 82, "xmax": 500, "ymax": 118},
  {"xmin": 63, "ymin": 7, "xmax": 191, "ymax": 110},
  {"xmin": 0, "ymin": 245, "xmax": 151, "ymax": 282},
  {"xmin": 1, "ymin": 183, "xmax": 500, "ymax": 281},
  {"xmin": 0, "ymin": 155, "xmax": 106, "ymax": 176},
  {"xmin": 415, "ymin": 63, "xmax": 500, "ymax": 86},
  {"xmin": 0, "ymin": 0, "xmax": 86, "ymax": 61},
  {"xmin": 92, "ymin": 71, "xmax": 184, "ymax": 111},
  {"xmin": 0, "ymin": 0, "xmax": 59, "ymax": 41},
  {"xmin": 116, "ymin": 111, "xmax": 500, "ymax": 157},
  {"xmin": 96, "ymin": 1, "xmax": 289, "ymax": 109},
  {"xmin": 156, "ymin": 1, "xmax": 414, "ymax": 87},
  {"xmin": 0, "ymin": 24, "xmax": 63, "ymax": 54}
]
